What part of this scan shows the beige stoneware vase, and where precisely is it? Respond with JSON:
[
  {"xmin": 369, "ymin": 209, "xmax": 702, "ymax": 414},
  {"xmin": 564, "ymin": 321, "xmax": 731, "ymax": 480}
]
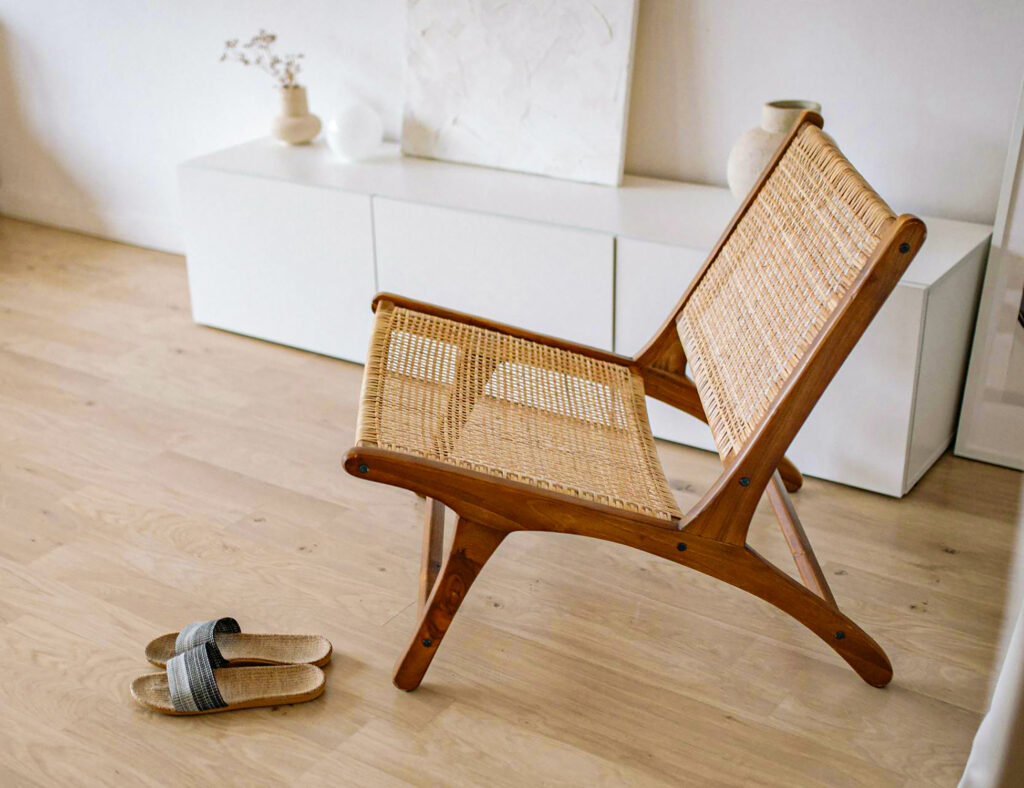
[
  {"xmin": 272, "ymin": 85, "xmax": 321, "ymax": 145},
  {"xmin": 726, "ymin": 100, "xmax": 822, "ymax": 199}
]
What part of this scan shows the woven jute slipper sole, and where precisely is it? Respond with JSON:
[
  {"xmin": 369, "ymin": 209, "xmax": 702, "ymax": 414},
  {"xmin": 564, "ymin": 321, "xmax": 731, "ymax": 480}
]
[
  {"xmin": 131, "ymin": 664, "xmax": 326, "ymax": 715},
  {"xmin": 145, "ymin": 633, "xmax": 332, "ymax": 669}
]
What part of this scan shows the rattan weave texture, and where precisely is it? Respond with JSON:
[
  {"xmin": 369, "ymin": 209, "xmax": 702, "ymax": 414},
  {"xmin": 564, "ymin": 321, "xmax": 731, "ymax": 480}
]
[
  {"xmin": 678, "ymin": 125, "xmax": 896, "ymax": 458},
  {"xmin": 356, "ymin": 304, "xmax": 682, "ymax": 521}
]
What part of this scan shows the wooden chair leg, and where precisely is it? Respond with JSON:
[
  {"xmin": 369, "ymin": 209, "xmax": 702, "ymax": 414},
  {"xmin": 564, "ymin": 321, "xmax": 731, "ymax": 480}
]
[
  {"xmin": 393, "ymin": 515, "xmax": 506, "ymax": 691},
  {"xmin": 648, "ymin": 534, "xmax": 891, "ymax": 686},
  {"xmin": 418, "ymin": 496, "xmax": 446, "ymax": 611},
  {"xmin": 508, "ymin": 509, "xmax": 891, "ymax": 686},
  {"xmin": 766, "ymin": 471, "xmax": 835, "ymax": 607},
  {"xmin": 718, "ymin": 546, "xmax": 892, "ymax": 687},
  {"xmin": 778, "ymin": 457, "xmax": 803, "ymax": 492}
]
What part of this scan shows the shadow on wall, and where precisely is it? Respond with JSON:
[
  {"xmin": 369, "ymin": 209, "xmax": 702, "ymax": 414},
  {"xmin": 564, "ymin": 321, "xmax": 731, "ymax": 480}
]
[
  {"xmin": 0, "ymin": 21, "xmax": 102, "ymax": 235},
  {"xmin": 624, "ymin": 1, "xmax": 701, "ymax": 184}
]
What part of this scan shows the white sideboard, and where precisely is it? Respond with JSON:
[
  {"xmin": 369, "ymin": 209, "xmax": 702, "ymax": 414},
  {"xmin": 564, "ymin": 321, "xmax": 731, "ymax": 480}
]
[{"xmin": 179, "ymin": 139, "xmax": 992, "ymax": 497}]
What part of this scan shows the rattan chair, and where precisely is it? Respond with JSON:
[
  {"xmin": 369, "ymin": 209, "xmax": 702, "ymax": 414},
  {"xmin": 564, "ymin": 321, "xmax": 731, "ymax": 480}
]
[{"xmin": 344, "ymin": 111, "xmax": 926, "ymax": 691}]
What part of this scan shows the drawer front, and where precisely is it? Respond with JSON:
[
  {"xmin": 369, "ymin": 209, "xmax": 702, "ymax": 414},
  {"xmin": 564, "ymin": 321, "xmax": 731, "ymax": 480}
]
[
  {"xmin": 180, "ymin": 167, "xmax": 376, "ymax": 362},
  {"xmin": 615, "ymin": 238, "xmax": 707, "ymax": 356},
  {"xmin": 615, "ymin": 238, "xmax": 718, "ymax": 450},
  {"xmin": 374, "ymin": 198, "xmax": 614, "ymax": 349}
]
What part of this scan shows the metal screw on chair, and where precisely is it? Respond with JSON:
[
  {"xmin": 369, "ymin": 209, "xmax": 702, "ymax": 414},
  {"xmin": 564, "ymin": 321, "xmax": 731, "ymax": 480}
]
[
  {"xmin": 422, "ymin": 638, "xmax": 433, "ymax": 647},
  {"xmin": 835, "ymin": 631, "xmax": 846, "ymax": 640},
  {"xmin": 676, "ymin": 542, "xmax": 688, "ymax": 552},
  {"xmin": 739, "ymin": 477, "xmax": 751, "ymax": 487},
  {"xmin": 898, "ymin": 242, "xmax": 911, "ymax": 253},
  {"xmin": 358, "ymin": 463, "xmax": 369, "ymax": 474}
]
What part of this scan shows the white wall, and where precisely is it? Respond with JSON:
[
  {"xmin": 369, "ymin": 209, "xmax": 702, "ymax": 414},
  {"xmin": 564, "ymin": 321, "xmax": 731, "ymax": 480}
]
[
  {"xmin": 1, "ymin": 0, "xmax": 1023, "ymax": 252},
  {"xmin": 0, "ymin": 0, "xmax": 406, "ymax": 251},
  {"xmin": 627, "ymin": 0, "xmax": 1024, "ymax": 225}
]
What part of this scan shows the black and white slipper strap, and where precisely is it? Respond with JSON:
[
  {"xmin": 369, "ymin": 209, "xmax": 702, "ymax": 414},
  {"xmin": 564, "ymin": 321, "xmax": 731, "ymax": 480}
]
[
  {"xmin": 174, "ymin": 617, "xmax": 241, "ymax": 668},
  {"xmin": 167, "ymin": 642, "xmax": 228, "ymax": 713}
]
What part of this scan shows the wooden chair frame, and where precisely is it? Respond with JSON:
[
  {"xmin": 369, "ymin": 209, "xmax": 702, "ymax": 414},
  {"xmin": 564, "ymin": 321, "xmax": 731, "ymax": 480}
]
[{"xmin": 345, "ymin": 112, "xmax": 926, "ymax": 691}]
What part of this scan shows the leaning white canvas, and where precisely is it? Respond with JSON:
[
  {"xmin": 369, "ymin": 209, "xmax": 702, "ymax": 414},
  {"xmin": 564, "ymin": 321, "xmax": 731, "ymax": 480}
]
[
  {"xmin": 401, "ymin": 0, "xmax": 639, "ymax": 186},
  {"xmin": 955, "ymin": 79, "xmax": 1024, "ymax": 470}
]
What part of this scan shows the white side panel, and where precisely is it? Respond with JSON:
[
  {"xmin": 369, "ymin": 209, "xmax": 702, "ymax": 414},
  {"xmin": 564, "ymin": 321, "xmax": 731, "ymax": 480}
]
[
  {"xmin": 788, "ymin": 286, "xmax": 924, "ymax": 497},
  {"xmin": 907, "ymin": 242, "xmax": 988, "ymax": 489},
  {"xmin": 373, "ymin": 198, "xmax": 614, "ymax": 349},
  {"xmin": 179, "ymin": 167, "xmax": 377, "ymax": 363}
]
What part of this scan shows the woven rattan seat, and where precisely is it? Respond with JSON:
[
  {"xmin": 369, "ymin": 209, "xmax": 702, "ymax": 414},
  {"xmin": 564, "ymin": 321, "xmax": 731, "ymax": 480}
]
[
  {"xmin": 345, "ymin": 110, "xmax": 926, "ymax": 697},
  {"xmin": 356, "ymin": 303, "xmax": 682, "ymax": 521}
]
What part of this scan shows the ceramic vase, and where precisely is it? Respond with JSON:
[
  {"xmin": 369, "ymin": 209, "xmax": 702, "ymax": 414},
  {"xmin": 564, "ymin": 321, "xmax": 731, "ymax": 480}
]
[
  {"xmin": 271, "ymin": 85, "xmax": 321, "ymax": 145},
  {"xmin": 726, "ymin": 100, "xmax": 822, "ymax": 199}
]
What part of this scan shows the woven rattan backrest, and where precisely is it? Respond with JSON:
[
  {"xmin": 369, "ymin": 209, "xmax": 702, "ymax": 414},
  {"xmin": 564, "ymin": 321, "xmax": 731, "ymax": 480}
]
[{"xmin": 677, "ymin": 124, "xmax": 896, "ymax": 459}]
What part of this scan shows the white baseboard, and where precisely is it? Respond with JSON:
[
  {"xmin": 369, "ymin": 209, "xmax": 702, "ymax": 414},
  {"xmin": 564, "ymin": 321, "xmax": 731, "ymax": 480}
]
[{"xmin": 0, "ymin": 189, "xmax": 183, "ymax": 254}]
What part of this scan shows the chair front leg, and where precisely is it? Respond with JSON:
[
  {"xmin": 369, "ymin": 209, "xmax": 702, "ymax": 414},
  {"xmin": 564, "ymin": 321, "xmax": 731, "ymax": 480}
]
[{"xmin": 393, "ymin": 515, "xmax": 507, "ymax": 691}]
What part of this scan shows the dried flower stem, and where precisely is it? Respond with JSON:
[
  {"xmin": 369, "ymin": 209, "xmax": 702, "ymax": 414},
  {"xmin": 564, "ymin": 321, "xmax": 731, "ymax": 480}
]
[{"xmin": 221, "ymin": 29, "xmax": 304, "ymax": 88}]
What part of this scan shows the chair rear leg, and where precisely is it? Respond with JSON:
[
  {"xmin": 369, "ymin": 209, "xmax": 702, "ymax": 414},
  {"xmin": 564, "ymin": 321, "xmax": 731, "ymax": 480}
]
[
  {"xmin": 766, "ymin": 471, "xmax": 835, "ymax": 606},
  {"xmin": 661, "ymin": 536, "xmax": 892, "ymax": 686},
  {"xmin": 394, "ymin": 515, "xmax": 506, "ymax": 691},
  {"xmin": 778, "ymin": 457, "xmax": 803, "ymax": 492},
  {"xmin": 565, "ymin": 517, "xmax": 892, "ymax": 686},
  {"xmin": 732, "ymin": 547, "xmax": 893, "ymax": 687},
  {"xmin": 418, "ymin": 496, "xmax": 446, "ymax": 611}
]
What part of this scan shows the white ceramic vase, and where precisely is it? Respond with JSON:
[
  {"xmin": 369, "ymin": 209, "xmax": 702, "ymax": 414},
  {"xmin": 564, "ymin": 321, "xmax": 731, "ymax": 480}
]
[
  {"xmin": 271, "ymin": 85, "xmax": 321, "ymax": 145},
  {"xmin": 726, "ymin": 100, "xmax": 822, "ymax": 199},
  {"xmin": 325, "ymin": 102, "xmax": 383, "ymax": 161}
]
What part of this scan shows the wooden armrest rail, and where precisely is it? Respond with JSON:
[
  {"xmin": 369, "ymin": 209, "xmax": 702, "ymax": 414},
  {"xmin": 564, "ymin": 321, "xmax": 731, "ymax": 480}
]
[{"xmin": 371, "ymin": 292, "xmax": 636, "ymax": 369}]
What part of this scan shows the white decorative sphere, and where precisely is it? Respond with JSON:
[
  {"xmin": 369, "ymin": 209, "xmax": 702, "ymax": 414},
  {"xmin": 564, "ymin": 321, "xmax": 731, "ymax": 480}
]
[{"xmin": 325, "ymin": 103, "xmax": 383, "ymax": 161}]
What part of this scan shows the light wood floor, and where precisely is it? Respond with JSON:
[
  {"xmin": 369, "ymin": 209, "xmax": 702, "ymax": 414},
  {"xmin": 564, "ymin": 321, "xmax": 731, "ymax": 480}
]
[{"xmin": 0, "ymin": 217, "xmax": 1020, "ymax": 786}]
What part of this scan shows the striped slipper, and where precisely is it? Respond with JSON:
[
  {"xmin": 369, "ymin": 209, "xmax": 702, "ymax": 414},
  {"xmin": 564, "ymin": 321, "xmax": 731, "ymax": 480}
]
[
  {"xmin": 131, "ymin": 642, "xmax": 326, "ymax": 715},
  {"xmin": 145, "ymin": 617, "xmax": 332, "ymax": 668}
]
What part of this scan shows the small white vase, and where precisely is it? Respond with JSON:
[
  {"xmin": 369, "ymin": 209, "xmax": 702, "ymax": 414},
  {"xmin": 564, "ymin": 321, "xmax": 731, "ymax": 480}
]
[
  {"xmin": 726, "ymin": 100, "xmax": 821, "ymax": 199},
  {"xmin": 271, "ymin": 85, "xmax": 321, "ymax": 145},
  {"xmin": 325, "ymin": 102, "xmax": 383, "ymax": 161}
]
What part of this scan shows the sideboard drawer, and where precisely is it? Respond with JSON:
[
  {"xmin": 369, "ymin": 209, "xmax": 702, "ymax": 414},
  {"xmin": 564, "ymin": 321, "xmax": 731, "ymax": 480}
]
[
  {"xmin": 373, "ymin": 198, "xmax": 614, "ymax": 350},
  {"xmin": 180, "ymin": 166, "xmax": 376, "ymax": 362}
]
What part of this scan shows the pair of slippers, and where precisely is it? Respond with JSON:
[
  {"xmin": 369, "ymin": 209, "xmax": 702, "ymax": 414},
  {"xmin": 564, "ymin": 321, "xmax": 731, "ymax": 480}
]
[{"xmin": 130, "ymin": 617, "xmax": 332, "ymax": 715}]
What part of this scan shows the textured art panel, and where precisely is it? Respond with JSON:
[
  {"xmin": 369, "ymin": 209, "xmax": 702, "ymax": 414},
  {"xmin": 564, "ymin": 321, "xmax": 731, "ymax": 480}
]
[{"xmin": 401, "ymin": 0, "xmax": 639, "ymax": 186}]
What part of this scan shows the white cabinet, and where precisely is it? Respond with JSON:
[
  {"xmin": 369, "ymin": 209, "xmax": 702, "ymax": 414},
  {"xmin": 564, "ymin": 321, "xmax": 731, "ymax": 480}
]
[
  {"xmin": 615, "ymin": 222, "xmax": 990, "ymax": 496},
  {"xmin": 179, "ymin": 166, "xmax": 376, "ymax": 362},
  {"xmin": 373, "ymin": 198, "xmax": 614, "ymax": 349}
]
